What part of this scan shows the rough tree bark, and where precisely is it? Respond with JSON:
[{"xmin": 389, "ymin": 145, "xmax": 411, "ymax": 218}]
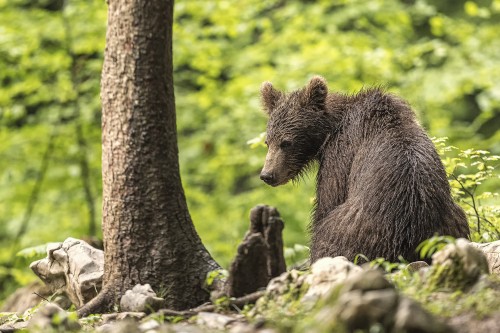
[{"xmin": 77, "ymin": 0, "xmax": 219, "ymax": 316}]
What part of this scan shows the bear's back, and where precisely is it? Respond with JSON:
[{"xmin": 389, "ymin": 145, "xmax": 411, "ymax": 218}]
[{"xmin": 312, "ymin": 89, "xmax": 469, "ymax": 262}]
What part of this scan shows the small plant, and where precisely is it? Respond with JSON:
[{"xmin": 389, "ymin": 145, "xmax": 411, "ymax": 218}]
[
  {"xmin": 368, "ymin": 256, "xmax": 408, "ymax": 273},
  {"xmin": 417, "ymin": 235, "xmax": 456, "ymax": 260},
  {"xmin": 353, "ymin": 253, "xmax": 370, "ymax": 265},
  {"xmin": 79, "ymin": 313, "xmax": 102, "ymax": 326},
  {"xmin": 205, "ymin": 269, "xmax": 228, "ymax": 290},
  {"xmin": 213, "ymin": 295, "xmax": 231, "ymax": 312}
]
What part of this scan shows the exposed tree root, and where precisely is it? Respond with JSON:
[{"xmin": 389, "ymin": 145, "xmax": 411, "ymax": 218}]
[{"xmin": 76, "ymin": 288, "xmax": 113, "ymax": 318}]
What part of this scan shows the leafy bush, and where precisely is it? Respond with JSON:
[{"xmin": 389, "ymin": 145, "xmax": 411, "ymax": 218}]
[{"xmin": 436, "ymin": 137, "xmax": 500, "ymax": 242}]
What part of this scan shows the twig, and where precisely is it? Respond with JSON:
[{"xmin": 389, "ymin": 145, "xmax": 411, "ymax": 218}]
[
  {"xmin": 450, "ymin": 173, "xmax": 481, "ymax": 234},
  {"xmin": 33, "ymin": 292, "xmax": 51, "ymax": 303},
  {"xmin": 465, "ymin": 213, "xmax": 500, "ymax": 238},
  {"xmin": 158, "ymin": 290, "xmax": 266, "ymax": 318}
]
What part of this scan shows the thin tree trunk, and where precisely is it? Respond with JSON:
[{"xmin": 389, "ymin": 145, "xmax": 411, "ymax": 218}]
[{"xmin": 78, "ymin": 0, "xmax": 219, "ymax": 316}]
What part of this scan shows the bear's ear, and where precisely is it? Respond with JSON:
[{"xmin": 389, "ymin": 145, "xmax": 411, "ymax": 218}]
[
  {"xmin": 304, "ymin": 76, "xmax": 328, "ymax": 109},
  {"xmin": 261, "ymin": 81, "xmax": 281, "ymax": 114}
]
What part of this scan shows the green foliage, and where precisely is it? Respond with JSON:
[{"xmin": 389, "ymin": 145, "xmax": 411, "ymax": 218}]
[
  {"xmin": 16, "ymin": 243, "xmax": 51, "ymax": 260},
  {"xmin": 78, "ymin": 314, "xmax": 102, "ymax": 326},
  {"xmin": 205, "ymin": 269, "xmax": 229, "ymax": 289},
  {"xmin": 247, "ymin": 270, "xmax": 311, "ymax": 332},
  {"xmin": 0, "ymin": 0, "xmax": 104, "ymax": 302},
  {"xmin": 212, "ymin": 295, "xmax": 231, "ymax": 312},
  {"xmin": 173, "ymin": 0, "xmax": 500, "ymax": 271},
  {"xmin": 368, "ymin": 257, "xmax": 408, "ymax": 273},
  {"xmin": 417, "ymin": 235, "xmax": 456, "ymax": 259},
  {"xmin": 437, "ymin": 138, "xmax": 500, "ymax": 241},
  {"xmin": 399, "ymin": 270, "xmax": 500, "ymax": 319},
  {"xmin": 1, "ymin": 0, "xmax": 500, "ymax": 306}
]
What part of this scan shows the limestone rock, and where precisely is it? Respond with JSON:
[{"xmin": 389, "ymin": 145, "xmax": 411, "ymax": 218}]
[
  {"xmin": 96, "ymin": 319, "xmax": 139, "ymax": 333},
  {"xmin": 336, "ymin": 289, "xmax": 399, "ymax": 330},
  {"xmin": 28, "ymin": 303, "xmax": 81, "ymax": 331},
  {"xmin": 266, "ymin": 269, "xmax": 306, "ymax": 296},
  {"xmin": 195, "ymin": 312, "xmax": 237, "ymax": 330},
  {"xmin": 393, "ymin": 297, "xmax": 451, "ymax": 333},
  {"xmin": 120, "ymin": 284, "xmax": 165, "ymax": 313},
  {"xmin": 156, "ymin": 323, "xmax": 206, "ymax": 333},
  {"xmin": 315, "ymin": 270, "xmax": 451, "ymax": 333},
  {"xmin": 304, "ymin": 256, "xmax": 363, "ymax": 301},
  {"xmin": 30, "ymin": 237, "xmax": 104, "ymax": 308},
  {"xmin": 331, "ymin": 270, "xmax": 396, "ymax": 331},
  {"xmin": 406, "ymin": 260, "xmax": 429, "ymax": 273},
  {"xmin": 342, "ymin": 269, "xmax": 394, "ymax": 293},
  {"xmin": 0, "ymin": 321, "xmax": 29, "ymax": 332},
  {"xmin": 428, "ymin": 238, "xmax": 489, "ymax": 290},
  {"xmin": 249, "ymin": 269, "xmax": 308, "ymax": 319},
  {"xmin": 470, "ymin": 240, "xmax": 500, "ymax": 274},
  {"xmin": 138, "ymin": 319, "xmax": 160, "ymax": 332}
]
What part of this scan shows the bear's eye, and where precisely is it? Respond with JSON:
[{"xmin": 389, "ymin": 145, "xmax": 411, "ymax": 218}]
[{"xmin": 280, "ymin": 140, "xmax": 292, "ymax": 149}]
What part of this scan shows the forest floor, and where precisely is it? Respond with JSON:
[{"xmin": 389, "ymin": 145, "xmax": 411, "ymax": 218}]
[{"xmin": 2, "ymin": 247, "xmax": 500, "ymax": 333}]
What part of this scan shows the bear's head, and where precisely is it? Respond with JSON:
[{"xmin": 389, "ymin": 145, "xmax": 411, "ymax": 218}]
[{"xmin": 260, "ymin": 76, "xmax": 331, "ymax": 186}]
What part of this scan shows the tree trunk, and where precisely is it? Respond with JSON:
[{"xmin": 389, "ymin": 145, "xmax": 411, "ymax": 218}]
[{"xmin": 78, "ymin": 0, "xmax": 219, "ymax": 316}]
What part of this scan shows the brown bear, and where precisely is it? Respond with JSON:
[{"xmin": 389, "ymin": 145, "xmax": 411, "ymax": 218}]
[{"xmin": 259, "ymin": 76, "xmax": 470, "ymax": 263}]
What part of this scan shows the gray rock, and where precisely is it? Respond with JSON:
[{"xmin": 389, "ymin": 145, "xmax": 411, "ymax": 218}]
[
  {"xmin": 116, "ymin": 312, "xmax": 147, "ymax": 321},
  {"xmin": 101, "ymin": 313, "xmax": 119, "ymax": 324},
  {"xmin": 138, "ymin": 319, "xmax": 160, "ymax": 332},
  {"xmin": 195, "ymin": 312, "xmax": 237, "ymax": 330},
  {"xmin": 0, "ymin": 321, "xmax": 29, "ymax": 332},
  {"xmin": 249, "ymin": 268, "xmax": 309, "ymax": 319},
  {"xmin": 30, "ymin": 237, "xmax": 104, "ymax": 308},
  {"xmin": 470, "ymin": 240, "xmax": 500, "ymax": 274},
  {"xmin": 96, "ymin": 319, "xmax": 139, "ymax": 333},
  {"xmin": 336, "ymin": 289, "xmax": 399, "ymax": 330},
  {"xmin": 100, "ymin": 312, "xmax": 146, "ymax": 324},
  {"xmin": 342, "ymin": 269, "xmax": 394, "ymax": 293},
  {"xmin": 229, "ymin": 323, "xmax": 259, "ymax": 333},
  {"xmin": 28, "ymin": 303, "xmax": 81, "ymax": 331},
  {"xmin": 304, "ymin": 256, "xmax": 363, "ymax": 300},
  {"xmin": 406, "ymin": 260, "xmax": 429, "ymax": 273},
  {"xmin": 394, "ymin": 297, "xmax": 451, "ymax": 333},
  {"xmin": 266, "ymin": 269, "xmax": 305, "ymax": 295},
  {"xmin": 428, "ymin": 238, "xmax": 489, "ymax": 290},
  {"xmin": 120, "ymin": 284, "xmax": 165, "ymax": 313},
  {"xmin": 310, "ymin": 268, "xmax": 451, "ymax": 333},
  {"xmin": 157, "ymin": 323, "xmax": 205, "ymax": 333}
]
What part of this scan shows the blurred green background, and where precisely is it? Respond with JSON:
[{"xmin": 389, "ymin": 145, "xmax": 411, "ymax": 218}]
[{"xmin": 1, "ymin": 0, "xmax": 500, "ymax": 302}]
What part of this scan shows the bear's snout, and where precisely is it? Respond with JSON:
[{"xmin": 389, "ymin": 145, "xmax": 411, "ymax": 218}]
[{"xmin": 260, "ymin": 171, "xmax": 275, "ymax": 185}]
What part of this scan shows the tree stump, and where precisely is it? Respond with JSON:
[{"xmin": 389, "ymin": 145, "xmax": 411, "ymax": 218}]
[{"xmin": 226, "ymin": 205, "xmax": 286, "ymax": 297}]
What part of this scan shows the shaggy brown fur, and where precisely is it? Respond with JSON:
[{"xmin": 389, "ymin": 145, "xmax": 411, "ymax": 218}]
[{"xmin": 260, "ymin": 77, "xmax": 470, "ymax": 263}]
